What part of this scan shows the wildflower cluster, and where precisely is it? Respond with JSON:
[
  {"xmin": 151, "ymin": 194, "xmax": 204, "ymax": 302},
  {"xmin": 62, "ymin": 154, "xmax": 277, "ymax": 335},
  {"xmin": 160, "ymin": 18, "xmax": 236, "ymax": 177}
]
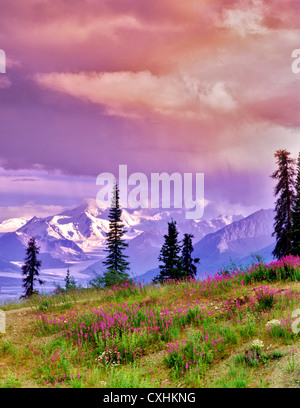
[
  {"xmin": 36, "ymin": 293, "xmax": 211, "ymax": 369},
  {"xmin": 251, "ymin": 339, "xmax": 264, "ymax": 349},
  {"xmin": 266, "ymin": 319, "xmax": 281, "ymax": 328},
  {"xmin": 266, "ymin": 313, "xmax": 297, "ymax": 341},
  {"xmin": 242, "ymin": 255, "xmax": 300, "ymax": 284},
  {"xmin": 236, "ymin": 340, "xmax": 266, "ymax": 367},
  {"xmin": 96, "ymin": 348, "xmax": 121, "ymax": 366},
  {"xmin": 254, "ymin": 286, "xmax": 276, "ymax": 311},
  {"xmin": 30, "ymin": 255, "xmax": 300, "ymax": 388},
  {"xmin": 163, "ymin": 321, "xmax": 240, "ymax": 379}
]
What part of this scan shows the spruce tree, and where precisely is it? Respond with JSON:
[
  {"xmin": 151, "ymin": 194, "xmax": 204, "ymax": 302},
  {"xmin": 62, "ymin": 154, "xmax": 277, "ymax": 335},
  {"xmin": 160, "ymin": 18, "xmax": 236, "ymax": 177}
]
[
  {"xmin": 153, "ymin": 220, "xmax": 182, "ymax": 283},
  {"xmin": 21, "ymin": 236, "xmax": 44, "ymax": 298},
  {"xmin": 64, "ymin": 267, "xmax": 76, "ymax": 291},
  {"xmin": 65, "ymin": 267, "xmax": 71, "ymax": 289},
  {"xmin": 181, "ymin": 233, "xmax": 200, "ymax": 279},
  {"xmin": 291, "ymin": 152, "xmax": 300, "ymax": 256},
  {"xmin": 271, "ymin": 149, "xmax": 296, "ymax": 259},
  {"xmin": 102, "ymin": 182, "xmax": 130, "ymax": 286}
]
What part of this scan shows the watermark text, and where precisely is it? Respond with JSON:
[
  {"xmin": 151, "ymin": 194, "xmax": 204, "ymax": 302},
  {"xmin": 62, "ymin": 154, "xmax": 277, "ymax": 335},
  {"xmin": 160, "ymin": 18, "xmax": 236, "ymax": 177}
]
[
  {"xmin": 292, "ymin": 309, "xmax": 300, "ymax": 334},
  {"xmin": 0, "ymin": 49, "xmax": 6, "ymax": 74},
  {"xmin": 96, "ymin": 165, "xmax": 204, "ymax": 220},
  {"xmin": 291, "ymin": 49, "xmax": 300, "ymax": 74},
  {"xmin": 0, "ymin": 309, "xmax": 5, "ymax": 333}
]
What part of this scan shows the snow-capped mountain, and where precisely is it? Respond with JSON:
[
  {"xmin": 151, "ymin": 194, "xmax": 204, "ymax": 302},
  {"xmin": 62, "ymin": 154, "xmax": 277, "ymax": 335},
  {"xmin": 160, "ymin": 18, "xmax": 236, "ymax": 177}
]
[
  {"xmin": 0, "ymin": 200, "xmax": 144, "ymax": 266},
  {"xmin": 81, "ymin": 210, "xmax": 245, "ymax": 277},
  {"xmin": 134, "ymin": 209, "xmax": 275, "ymax": 283},
  {"xmin": 0, "ymin": 216, "xmax": 88, "ymax": 265},
  {"xmin": 55, "ymin": 201, "xmax": 143, "ymax": 252},
  {"xmin": 193, "ymin": 208, "xmax": 275, "ymax": 275},
  {"xmin": 0, "ymin": 200, "xmax": 246, "ymax": 274},
  {"xmin": 0, "ymin": 200, "xmax": 276, "ymax": 287},
  {"xmin": 126, "ymin": 214, "xmax": 246, "ymax": 276},
  {"xmin": 0, "ymin": 217, "xmax": 29, "ymax": 234}
]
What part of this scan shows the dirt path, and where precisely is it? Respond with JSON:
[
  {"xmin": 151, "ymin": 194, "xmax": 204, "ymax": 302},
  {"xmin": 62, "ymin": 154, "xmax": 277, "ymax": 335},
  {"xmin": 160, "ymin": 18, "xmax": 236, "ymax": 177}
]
[
  {"xmin": 4, "ymin": 295, "xmax": 102, "ymax": 315},
  {"xmin": 267, "ymin": 345, "xmax": 300, "ymax": 388}
]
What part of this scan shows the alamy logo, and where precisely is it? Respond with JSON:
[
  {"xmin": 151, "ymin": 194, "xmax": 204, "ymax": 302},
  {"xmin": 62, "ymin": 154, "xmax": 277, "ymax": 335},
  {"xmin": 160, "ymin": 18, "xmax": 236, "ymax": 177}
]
[
  {"xmin": 292, "ymin": 309, "xmax": 300, "ymax": 334},
  {"xmin": 291, "ymin": 49, "xmax": 300, "ymax": 74},
  {"xmin": 0, "ymin": 309, "xmax": 5, "ymax": 333},
  {"xmin": 0, "ymin": 49, "xmax": 6, "ymax": 74},
  {"xmin": 96, "ymin": 165, "xmax": 204, "ymax": 220}
]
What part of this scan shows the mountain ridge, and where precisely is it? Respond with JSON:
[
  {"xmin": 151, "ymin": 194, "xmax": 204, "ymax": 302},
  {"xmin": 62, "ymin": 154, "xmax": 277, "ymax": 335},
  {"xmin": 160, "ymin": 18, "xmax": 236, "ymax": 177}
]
[{"xmin": 0, "ymin": 203, "xmax": 276, "ymax": 288}]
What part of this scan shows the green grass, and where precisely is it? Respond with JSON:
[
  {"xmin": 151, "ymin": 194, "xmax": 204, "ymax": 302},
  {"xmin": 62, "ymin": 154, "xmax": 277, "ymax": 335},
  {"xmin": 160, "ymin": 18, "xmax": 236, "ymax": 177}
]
[
  {"xmin": 1, "ymin": 260, "xmax": 300, "ymax": 388},
  {"xmin": 213, "ymin": 361, "xmax": 252, "ymax": 388}
]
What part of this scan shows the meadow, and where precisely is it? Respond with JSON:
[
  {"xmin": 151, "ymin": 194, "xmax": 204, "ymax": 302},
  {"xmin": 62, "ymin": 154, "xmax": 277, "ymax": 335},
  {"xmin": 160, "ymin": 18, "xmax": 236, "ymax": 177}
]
[{"xmin": 1, "ymin": 255, "xmax": 300, "ymax": 388}]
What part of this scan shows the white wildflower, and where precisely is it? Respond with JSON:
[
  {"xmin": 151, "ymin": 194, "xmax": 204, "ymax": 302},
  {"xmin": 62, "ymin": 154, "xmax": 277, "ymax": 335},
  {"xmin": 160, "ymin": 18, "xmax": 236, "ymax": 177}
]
[
  {"xmin": 251, "ymin": 339, "xmax": 264, "ymax": 349},
  {"xmin": 266, "ymin": 319, "xmax": 280, "ymax": 328}
]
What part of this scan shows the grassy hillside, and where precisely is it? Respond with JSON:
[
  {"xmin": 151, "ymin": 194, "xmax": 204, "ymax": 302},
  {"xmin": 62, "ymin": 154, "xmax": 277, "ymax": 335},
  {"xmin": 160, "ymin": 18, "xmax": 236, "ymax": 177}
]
[{"xmin": 1, "ymin": 255, "xmax": 300, "ymax": 388}]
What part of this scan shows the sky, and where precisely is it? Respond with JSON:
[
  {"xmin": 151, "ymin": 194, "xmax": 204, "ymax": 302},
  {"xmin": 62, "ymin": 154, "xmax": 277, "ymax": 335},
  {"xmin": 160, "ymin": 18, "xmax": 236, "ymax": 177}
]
[{"xmin": 0, "ymin": 0, "xmax": 299, "ymax": 221}]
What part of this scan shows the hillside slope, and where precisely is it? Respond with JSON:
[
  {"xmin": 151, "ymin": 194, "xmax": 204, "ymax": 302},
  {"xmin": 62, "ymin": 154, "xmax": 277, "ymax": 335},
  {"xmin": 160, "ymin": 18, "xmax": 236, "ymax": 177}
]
[{"xmin": 1, "ymin": 255, "xmax": 300, "ymax": 389}]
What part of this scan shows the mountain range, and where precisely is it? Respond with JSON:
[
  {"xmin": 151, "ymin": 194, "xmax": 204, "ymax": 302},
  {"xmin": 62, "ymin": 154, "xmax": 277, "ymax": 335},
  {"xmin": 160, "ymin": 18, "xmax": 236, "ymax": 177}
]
[{"xmin": 0, "ymin": 200, "xmax": 276, "ymax": 287}]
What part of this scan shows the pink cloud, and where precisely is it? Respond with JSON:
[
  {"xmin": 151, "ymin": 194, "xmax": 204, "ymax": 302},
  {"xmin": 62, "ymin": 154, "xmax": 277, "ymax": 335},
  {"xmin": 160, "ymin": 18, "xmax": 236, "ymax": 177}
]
[
  {"xmin": 35, "ymin": 70, "xmax": 238, "ymax": 121},
  {"xmin": 0, "ymin": 0, "xmax": 299, "ymax": 215}
]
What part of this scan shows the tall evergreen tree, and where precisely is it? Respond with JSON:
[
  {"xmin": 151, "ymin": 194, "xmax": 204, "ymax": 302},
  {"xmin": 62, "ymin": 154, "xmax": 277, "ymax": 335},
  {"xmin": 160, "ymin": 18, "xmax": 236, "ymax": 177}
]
[
  {"xmin": 291, "ymin": 152, "xmax": 300, "ymax": 256},
  {"xmin": 153, "ymin": 220, "xmax": 182, "ymax": 283},
  {"xmin": 271, "ymin": 149, "xmax": 296, "ymax": 259},
  {"xmin": 65, "ymin": 267, "xmax": 71, "ymax": 289},
  {"xmin": 21, "ymin": 236, "xmax": 44, "ymax": 298},
  {"xmin": 64, "ymin": 267, "xmax": 76, "ymax": 291},
  {"xmin": 181, "ymin": 233, "xmax": 200, "ymax": 279},
  {"xmin": 102, "ymin": 182, "xmax": 130, "ymax": 286}
]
